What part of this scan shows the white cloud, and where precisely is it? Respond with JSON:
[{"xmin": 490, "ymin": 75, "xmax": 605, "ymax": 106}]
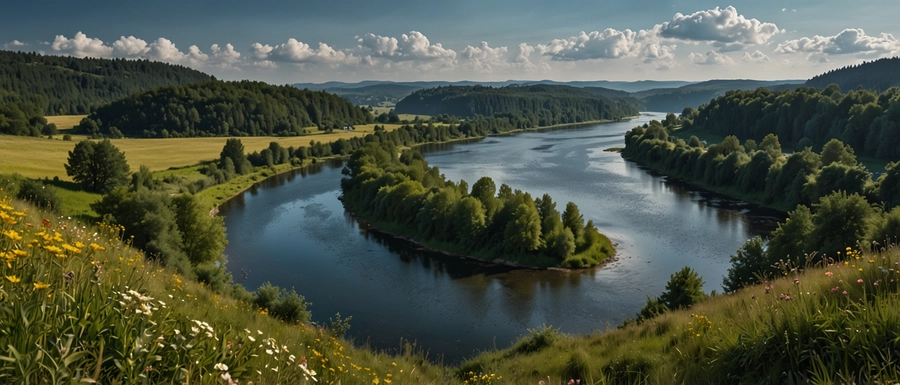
[
  {"xmin": 210, "ymin": 43, "xmax": 241, "ymax": 69},
  {"xmin": 460, "ymin": 41, "xmax": 508, "ymax": 71},
  {"xmin": 112, "ymin": 36, "xmax": 150, "ymax": 57},
  {"xmin": 536, "ymin": 28, "xmax": 673, "ymax": 62},
  {"xmin": 357, "ymin": 31, "xmax": 456, "ymax": 62},
  {"xmin": 513, "ymin": 43, "xmax": 537, "ymax": 69},
  {"xmin": 659, "ymin": 6, "xmax": 779, "ymax": 47},
  {"xmin": 51, "ymin": 32, "xmax": 113, "ymax": 58},
  {"xmin": 689, "ymin": 51, "xmax": 735, "ymax": 65},
  {"xmin": 4, "ymin": 40, "xmax": 27, "ymax": 48},
  {"xmin": 249, "ymin": 43, "xmax": 274, "ymax": 60},
  {"xmin": 265, "ymin": 38, "xmax": 358, "ymax": 65},
  {"xmin": 741, "ymin": 50, "xmax": 771, "ymax": 63},
  {"xmin": 775, "ymin": 28, "xmax": 900, "ymax": 57}
]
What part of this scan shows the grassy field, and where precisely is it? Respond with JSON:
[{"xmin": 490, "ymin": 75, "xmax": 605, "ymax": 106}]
[
  {"xmin": 371, "ymin": 106, "xmax": 430, "ymax": 121},
  {"xmin": 0, "ymin": 124, "xmax": 405, "ymax": 180},
  {"xmin": 44, "ymin": 114, "xmax": 87, "ymax": 130}
]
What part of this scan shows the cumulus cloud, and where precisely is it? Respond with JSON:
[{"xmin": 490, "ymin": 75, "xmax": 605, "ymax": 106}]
[
  {"xmin": 774, "ymin": 28, "xmax": 900, "ymax": 56},
  {"xmin": 51, "ymin": 32, "xmax": 113, "ymax": 58},
  {"xmin": 659, "ymin": 6, "xmax": 779, "ymax": 47},
  {"xmin": 537, "ymin": 28, "xmax": 673, "ymax": 62},
  {"xmin": 689, "ymin": 51, "xmax": 735, "ymax": 65},
  {"xmin": 210, "ymin": 44, "xmax": 241, "ymax": 68},
  {"xmin": 357, "ymin": 31, "xmax": 456, "ymax": 62},
  {"xmin": 112, "ymin": 36, "xmax": 150, "ymax": 57},
  {"xmin": 460, "ymin": 41, "xmax": 509, "ymax": 71},
  {"xmin": 741, "ymin": 50, "xmax": 771, "ymax": 63},
  {"xmin": 263, "ymin": 39, "xmax": 358, "ymax": 65},
  {"xmin": 4, "ymin": 40, "xmax": 27, "ymax": 48}
]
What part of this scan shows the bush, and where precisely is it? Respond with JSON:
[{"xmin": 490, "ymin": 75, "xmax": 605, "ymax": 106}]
[{"xmin": 16, "ymin": 179, "xmax": 61, "ymax": 211}]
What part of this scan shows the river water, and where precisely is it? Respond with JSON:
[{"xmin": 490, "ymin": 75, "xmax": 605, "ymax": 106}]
[{"xmin": 219, "ymin": 112, "xmax": 784, "ymax": 364}]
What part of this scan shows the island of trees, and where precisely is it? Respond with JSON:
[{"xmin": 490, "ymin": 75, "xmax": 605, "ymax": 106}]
[
  {"xmin": 76, "ymin": 80, "xmax": 374, "ymax": 138},
  {"xmin": 395, "ymin": 84, "xmax": 641, "ymax": 128},
  {"xmin": 341, "ymin": 142, "xmax": 615, "ymax": 268}
]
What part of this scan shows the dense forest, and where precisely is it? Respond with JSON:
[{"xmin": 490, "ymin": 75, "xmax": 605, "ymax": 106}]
[
  {"xmin": 806, "ymin": 57, "xmax": 900, "ymax": 92},
  {"xmin": 634, "ymin": 80, "xmax": 801, "ymax": 112},
  {"xmin": 395, "ymin": 85, "xmax": 642, "ymax": 128},
  {"xmin": 0, "ymin": 50, "xmax": 212, "ymax": 115},
  {"xmin": 0, "ymin": 88, "xmax": 50, "ymax": 136},
  {"xmin": 622, "ymin": 120, "xmax": 900, "ymax": 290},
  {"xmin": 688, "ymin": 85, "xmax": 900, "ymax": 161},
  {"xmin": 77, "ymin": 81, "xmax": 374, "ymax": 138},
  {"xmin": 341, "ymin": 142, "xmax": 615, "ymax": 268}
]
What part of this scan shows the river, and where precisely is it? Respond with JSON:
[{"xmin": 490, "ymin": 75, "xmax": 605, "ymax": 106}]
[{"xmin": 218, "ymin": 112, "xmax": 784, "ymax": 364}]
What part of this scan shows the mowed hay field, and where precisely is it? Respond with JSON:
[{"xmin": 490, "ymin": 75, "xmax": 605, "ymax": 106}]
[
  {"xmin": 1, "ymin": 123, "xmax": 404, "ymax": 180},
  {"xmin": 45, "ymin": 114, "xmax": 88, "ymax": 130}
]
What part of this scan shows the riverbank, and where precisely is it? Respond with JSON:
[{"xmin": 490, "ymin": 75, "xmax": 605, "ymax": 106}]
[
  {"xmin": 346, "ymin": 208, "xmax": 620, "ymax": 271},
  {"xmin": 204, "ymin": 117, "xmax": 638, "ymax": 216}
]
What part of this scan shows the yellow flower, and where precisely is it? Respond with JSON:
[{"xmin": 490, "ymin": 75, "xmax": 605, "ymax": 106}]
[
  {"xmin": 2, "ymin": 229, "xmax": 22, "ymax": 241},
  {"xmin": 33, "ymin": 282, "xmax": 50, "ymax": 289},
  {"xmin": 373, "ymin": 378, "xmax": 380, "ymax": 385},
  {"xmin": 61, "ymin": 244, "xmax": 81, "ymax": 254},
  {"xmin": 43, "ymin": 245, "xmax": 63, "ymax": 254},
  {"xmin": 12, "ymin": 250, "xmax": 27, "ymax": 257},
  {"xmin": 89, "ymin": 243, "xmax": 105, "ymax": 251},
  {"xmin": 74, "ymin": 241, "xmax": 85, "ymax": 249},
  {"xmin": 5, "ymin": 275, "xmax": 20, "ymax": 283}
]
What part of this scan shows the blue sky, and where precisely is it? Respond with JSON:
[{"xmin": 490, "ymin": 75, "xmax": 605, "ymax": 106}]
[{"xmin": 2, "ymin": 0, "xmax": 898, "ymax": 84}]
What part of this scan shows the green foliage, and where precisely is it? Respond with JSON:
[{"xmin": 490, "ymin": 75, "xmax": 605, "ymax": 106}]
[
  {"xmin": 0, "ymin": 50, "xmax": 213, "ymax": 115},
  {"xmin": 722, "ymin": 237, "xmax": 768, "ymax": 292},
  {"xmin": 65, "ymin": 139, "xmax": 131, "ymax": 193},
  {"xmin": 253, "ymin": 282, "xmax": 311, "ymax": 324},
  {"xmin": 342, "ymin": 143, "xmax": 614, "ymax": 267},
  {"xmin": 79, "ymin": 81, "xmax": 372, "ymax": 137},
  {"xmin": 15, "ymin": 178, "xmax": 61, "ymax": 211},
  {"xmin": 509, "ymin": 325, "xmax": 561, "ymax": 355},
  {"xmin": 219, "ymin": 138, "xmax": 250, "ymax": 175},
  {"xmin": 0, "ymin": 88, "xmax": 45, "ymax": 137},
  {"xmin": 659, "ymin": 267, "xmax": 707, "ymax": 310},
  {"xmin": 691, "ymin": 84, "xmax": 900, "ymax": 161},
  {"xmin": 395, "ymin": 84, "xmax": 641, "ymax": 127},
  {"xmin": 806, "ymin": 57, "xmax": 900, "ymax": 92},
  {"xmin": 171, "ymin": 194, "xmax": 227, "ymax": 266}
]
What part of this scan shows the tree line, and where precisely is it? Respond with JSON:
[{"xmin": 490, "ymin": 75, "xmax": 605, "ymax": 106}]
[
  {"xmin": 687, "ymin": 85, "xmax": 900, "ymax": 161},
  {"xmin": 77, "ymin": 81, "xmax": 374, "ymax": 138},
  {"xmin": 0, "ymin": 88, "xmax": 52, "ymax": 136},
  {"xmin": 622, "ymin": 119, "xmax": 900, "ymax": 291},
  {"xmin": 395, "ymin": 84, "xmax": 642, "ymax": 128},
  {"xmin": 805, "ymin": 57, "xmax": 900, "ymax": 93},
  {"xmin": 341, "ymin": 142, "xmax": 615, "ymax": 268},
  {"xmin": 0, "ymin": 50, "xmax": 213, "ymax": 115}
]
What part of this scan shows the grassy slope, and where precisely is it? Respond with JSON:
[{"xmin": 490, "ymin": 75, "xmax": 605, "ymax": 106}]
[
  {"xmin": 5, "ymin": 192, "xmax": 898, "ymax": 384},
  {"xmin": 0, "ymin": 195, "xmax": 448, "ymax": 384},
  {"xmin": 44, "ymin": 114, "xmax": 87, "ymax": 130}
]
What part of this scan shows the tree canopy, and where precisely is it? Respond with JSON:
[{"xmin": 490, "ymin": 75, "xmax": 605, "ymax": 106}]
[
  {"xmin": 65, "ymin": 139, "xmax": 131, "ymax": 193},
  {"xmin": 77, "ymin": 81, "xmax": 374, "ymax": 138}
]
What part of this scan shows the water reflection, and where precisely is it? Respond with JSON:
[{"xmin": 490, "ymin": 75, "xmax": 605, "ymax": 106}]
[{"xmin": 219, "ymin": 113, "xmax": 786, "ymax": 364}]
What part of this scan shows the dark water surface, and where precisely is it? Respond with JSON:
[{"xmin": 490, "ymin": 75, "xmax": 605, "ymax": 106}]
[{"xmin": 219, "ymin": 112, "xmax": 784, "ymax": 364}]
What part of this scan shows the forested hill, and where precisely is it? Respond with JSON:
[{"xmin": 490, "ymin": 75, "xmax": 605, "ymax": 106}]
[
  {"xmin": 635, "ymin": 79, "xmax": 802, "ymax": 112},
  {"xmin": 688, "ymin": 85, "xmax": 900, "ymax": 161},
  {"xmin": 0, "ymin": 50, "xmax": 213, "ymax": 115},
  {"xmin": 78, "ymin": 81, "xmax": 373, "ymax": 138},
  {"xmin": 806, "ymin": 57, "xmax": 900, "ymax": 92},
  {"xmin": 394, "ymin": 85, "xmax": 642, "ymax": 127}
]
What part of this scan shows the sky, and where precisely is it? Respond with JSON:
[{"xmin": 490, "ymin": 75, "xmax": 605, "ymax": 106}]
[{"xmin": 2, "ymin": 0, "xmax": 899, "ymax": 84}]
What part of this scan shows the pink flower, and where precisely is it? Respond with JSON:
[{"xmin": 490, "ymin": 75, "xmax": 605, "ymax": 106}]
[
  {"xmin": 793, "ymin": 278, "xmax": 800, "ymax": 284},
  {"xmin": 842, "ymin": 291, "xmax": 848, "ymax": 295},
  {"xmin": 825, "ymin": 271, "xmax": 833, "ymax": 277},
  {"xmin": 831, "ymin": 287, "xmax": 840, "ymax": 293},
  {"xmin": 857, "ymin": 279, "xmax": 864, "ymax": 283},
  {"xmin": 874, "ymin": 281, "xmax": 879, "ymax": 286}
]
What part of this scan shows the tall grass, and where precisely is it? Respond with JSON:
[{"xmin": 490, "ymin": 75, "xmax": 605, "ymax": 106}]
[{"xmin": 0, "ymin": 193, "xmax": 449, "ymax": 384}]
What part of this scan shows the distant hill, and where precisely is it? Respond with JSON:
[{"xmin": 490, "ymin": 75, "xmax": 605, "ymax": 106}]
[
  {"xmin": 395, "ymin": 84, "xmax": 641, "ymax": 127},
  {"xmin": 0, "ymin": 50, "xmax": 213, "ymax": 115},
  {"xmin": 78, "ymin": 81, "xmax": 373, "ymax": 138},
  {"xmin": 294, "ymin": 80, "xmax": 696, "ymax": 106},
  {"xmin": 635, "ymin": 79, "xmax": 804, "ymax": 113},
  {"xmin": 806, "ymin": 57, "xmax": 900, "ymax": 92}
]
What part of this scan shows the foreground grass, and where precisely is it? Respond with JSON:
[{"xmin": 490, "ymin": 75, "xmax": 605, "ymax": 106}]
[
  {"xmin": 462, "ymin": 246, "xmax": 900, "ymax": 384},
  {"xmin": 0, "ymin": 194, "xmax": 449, "ymax": 383}
]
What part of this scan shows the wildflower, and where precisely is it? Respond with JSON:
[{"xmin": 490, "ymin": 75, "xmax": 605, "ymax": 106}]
[
  {"xmin": 842, "ymin": 291, "xmax": 848, "ymax": 295},
  {"xmin": 266, "ymin": 349, "xmax": 273, "ymax": 355},
  {"xmin": 831, "ymin": 287, "xmax": 840, "ymax": 293},
  {"xmin": 214, "ymin": 363, "xmax": 229, "ymax": 371},
  {"xmin": 33, "ymin": 282, "xmax": 50, "ymax": 289},
  {"xmin": 874, "ymin": 281, "xmax": 879, "ymax": 287},
  {"xmin": 825, "ymin": 271, "xmax": 833, "ymax": 277},
  {"xmin": 793, "ymin": 278, "xmax": 800, "ymax": 285},
  {"xmin": 5, "ymin": 275, "xmax": 20, "ymax": 283},
  {"xmin": 2, "ymin": 229, "xmax": 22, "ymax": 241},
  {"xmin": 858, "ymin": 279, "xmax": 864, "ymax": 283},
  {"xmin": 247, "ymin": 335, "xmax": 256, "ymax": 342}
]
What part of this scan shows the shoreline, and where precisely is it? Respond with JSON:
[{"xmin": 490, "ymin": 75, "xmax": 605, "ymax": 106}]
[
  {"xmin": 208, "ymin": 117, "xmax": 639, "ymax": 216},
  {"xmin": 345, "ymin": 208, "xmax": 620, "ymax": 272}
]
